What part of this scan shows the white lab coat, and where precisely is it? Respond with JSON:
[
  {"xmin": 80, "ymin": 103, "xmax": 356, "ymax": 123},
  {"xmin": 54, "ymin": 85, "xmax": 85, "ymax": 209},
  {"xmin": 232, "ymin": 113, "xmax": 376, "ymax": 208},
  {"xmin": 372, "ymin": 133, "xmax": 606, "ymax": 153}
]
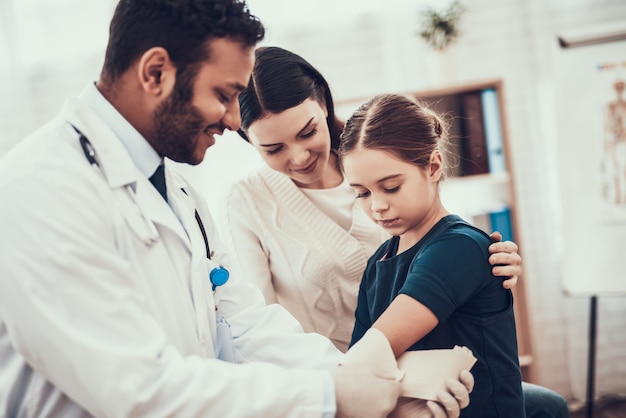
[{"xmin": 0, "ymin": 97, "xmax": 342, "ymax": 417}]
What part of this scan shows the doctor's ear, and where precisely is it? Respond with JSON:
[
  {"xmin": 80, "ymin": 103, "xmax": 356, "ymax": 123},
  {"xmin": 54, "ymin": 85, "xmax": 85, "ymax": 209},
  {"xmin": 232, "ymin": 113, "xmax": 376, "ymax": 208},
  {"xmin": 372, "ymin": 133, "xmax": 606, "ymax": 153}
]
[{"xmin": 137, "ymin": 47, "xmax": 176, "ymax": 97}]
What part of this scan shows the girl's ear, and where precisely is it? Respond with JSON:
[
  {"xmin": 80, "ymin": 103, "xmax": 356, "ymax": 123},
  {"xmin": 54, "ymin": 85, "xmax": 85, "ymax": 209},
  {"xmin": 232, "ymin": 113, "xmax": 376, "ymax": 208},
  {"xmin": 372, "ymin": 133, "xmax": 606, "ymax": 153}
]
[{"xmin": 429, "ymin": 150, "xmax": 443, "ymax": 182}]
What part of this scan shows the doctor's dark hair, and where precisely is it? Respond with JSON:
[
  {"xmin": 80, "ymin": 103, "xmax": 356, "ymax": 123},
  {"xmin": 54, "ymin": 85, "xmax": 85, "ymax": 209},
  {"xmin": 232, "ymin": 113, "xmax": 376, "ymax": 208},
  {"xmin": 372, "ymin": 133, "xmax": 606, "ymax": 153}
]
[
  {"xmin": 100, "ymin": 0, "xmax": 264, "ymax": 82},
  {"xmin": 237, "ymin": 47, "xmax": 344, "ymax": 150},
  {"xmin": 338, "ymin": 93, "xmax": 453, "ymax": 181}
]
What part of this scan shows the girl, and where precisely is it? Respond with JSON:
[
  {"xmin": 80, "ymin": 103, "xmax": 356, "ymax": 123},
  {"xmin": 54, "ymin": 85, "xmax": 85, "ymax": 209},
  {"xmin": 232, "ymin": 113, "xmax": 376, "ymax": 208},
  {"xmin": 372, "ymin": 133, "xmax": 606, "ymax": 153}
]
[{"xmin": 339, "ymin": 93, "xmax": 525, "ymax": 417}]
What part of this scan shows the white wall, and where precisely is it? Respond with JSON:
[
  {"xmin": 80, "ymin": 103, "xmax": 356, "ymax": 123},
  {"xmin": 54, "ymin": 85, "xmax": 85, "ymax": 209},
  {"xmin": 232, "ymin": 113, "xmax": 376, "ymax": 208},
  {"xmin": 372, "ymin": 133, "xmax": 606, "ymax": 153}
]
[{"xmin": 2, "ymin": 0, "xmax": 626, "ymax": 404}]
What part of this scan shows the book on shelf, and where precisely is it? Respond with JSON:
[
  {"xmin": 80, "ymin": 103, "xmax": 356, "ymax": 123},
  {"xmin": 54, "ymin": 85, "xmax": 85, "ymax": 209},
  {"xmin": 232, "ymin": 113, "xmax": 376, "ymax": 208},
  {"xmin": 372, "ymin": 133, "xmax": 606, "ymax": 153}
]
[
  {"xmin": 488, "ymin": 205, "xmax": 514, "ymax": 241},
  {"xmin": 470, "ymin": 205, "xmax": 514, "ymax": 242},
  {"xmin": 481, "ymin": 88, "xmax": 507, "ymax": 174},
  {"xmin": 459, "ymin": 92, "xmax": 490, "ymax": 176}
]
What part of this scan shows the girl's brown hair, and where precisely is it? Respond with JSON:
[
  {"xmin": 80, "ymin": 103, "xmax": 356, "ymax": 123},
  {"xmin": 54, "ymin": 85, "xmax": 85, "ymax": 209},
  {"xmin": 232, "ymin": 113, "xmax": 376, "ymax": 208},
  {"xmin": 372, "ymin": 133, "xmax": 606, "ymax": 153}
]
[{"xmin": 338, "ymin": 93, "xmax": 452, "ymax": 180}]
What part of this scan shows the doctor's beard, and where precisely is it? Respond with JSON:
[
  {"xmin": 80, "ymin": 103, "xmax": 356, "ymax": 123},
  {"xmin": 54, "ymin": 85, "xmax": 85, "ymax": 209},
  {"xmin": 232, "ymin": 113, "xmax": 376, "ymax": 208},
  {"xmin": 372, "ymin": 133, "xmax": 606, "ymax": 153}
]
[{"xmin": 150, "ymin": 75, "xmax": 206, "ymax": 166}]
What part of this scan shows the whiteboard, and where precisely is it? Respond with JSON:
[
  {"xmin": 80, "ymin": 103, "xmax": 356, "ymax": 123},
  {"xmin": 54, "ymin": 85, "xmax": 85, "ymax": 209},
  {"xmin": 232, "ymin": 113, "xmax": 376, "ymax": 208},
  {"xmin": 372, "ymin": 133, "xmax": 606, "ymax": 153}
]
[{"xmin": 554, "ymin": 38, "xmax": 626, "ymax": 297}]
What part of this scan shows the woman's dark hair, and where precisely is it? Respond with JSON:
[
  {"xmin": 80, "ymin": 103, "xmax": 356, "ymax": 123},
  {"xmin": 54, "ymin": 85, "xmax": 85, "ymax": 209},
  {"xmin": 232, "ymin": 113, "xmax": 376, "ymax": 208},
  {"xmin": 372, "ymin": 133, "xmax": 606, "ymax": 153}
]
[
  {"xmin": 338, "ymin": 93, "xmax": 452, "ymax": 180},
  {"xmin": 101, "ymin": 0, "xmax": 264, "ymax": 83},
  {"xmin": 238, "ymin": 47, "xmax": 343, "ymax": 150}
]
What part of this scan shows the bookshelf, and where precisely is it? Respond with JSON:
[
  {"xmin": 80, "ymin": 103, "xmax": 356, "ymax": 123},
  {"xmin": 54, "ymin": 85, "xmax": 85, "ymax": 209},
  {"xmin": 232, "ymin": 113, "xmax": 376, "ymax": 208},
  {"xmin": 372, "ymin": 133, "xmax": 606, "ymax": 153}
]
[{"xmin": 336, "ymin": 80, "xmax": 535, "ymax": 382}]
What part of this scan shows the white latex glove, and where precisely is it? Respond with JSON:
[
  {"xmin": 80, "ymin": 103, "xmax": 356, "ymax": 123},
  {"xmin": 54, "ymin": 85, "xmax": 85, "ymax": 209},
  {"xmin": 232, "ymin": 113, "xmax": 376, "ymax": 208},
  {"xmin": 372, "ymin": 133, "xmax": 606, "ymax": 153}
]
[
  {"xmin": 331, "ymin": 362, "xmax": 402, "ymax": 418},
  {"xmin": 426, "ymin": 369, "xmax": 474, "ymax": 418}
]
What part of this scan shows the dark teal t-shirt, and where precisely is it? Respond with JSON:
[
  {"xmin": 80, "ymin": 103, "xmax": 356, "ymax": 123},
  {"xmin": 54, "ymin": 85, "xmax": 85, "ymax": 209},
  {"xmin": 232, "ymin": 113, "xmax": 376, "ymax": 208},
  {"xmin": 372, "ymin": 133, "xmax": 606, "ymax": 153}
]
[{"xmin": 350, "ymin": 215, "xmax": 525, "ymax": 417}]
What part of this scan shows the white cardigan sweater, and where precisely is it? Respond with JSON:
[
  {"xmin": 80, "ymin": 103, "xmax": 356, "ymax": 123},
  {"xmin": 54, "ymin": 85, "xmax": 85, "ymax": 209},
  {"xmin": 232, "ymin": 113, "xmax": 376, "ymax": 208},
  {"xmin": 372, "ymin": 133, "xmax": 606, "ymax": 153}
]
[{"xmin": 219, "ymin": 166, "xmax": 388, "ymax": 352}]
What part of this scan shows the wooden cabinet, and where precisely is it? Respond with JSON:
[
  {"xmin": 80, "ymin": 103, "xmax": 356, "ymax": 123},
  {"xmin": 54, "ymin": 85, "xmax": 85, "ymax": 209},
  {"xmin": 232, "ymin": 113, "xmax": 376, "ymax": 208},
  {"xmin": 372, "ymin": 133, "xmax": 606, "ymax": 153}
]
[{"xmin": 337, "ymin": 79, "xmax": 535, "ymax": 382}]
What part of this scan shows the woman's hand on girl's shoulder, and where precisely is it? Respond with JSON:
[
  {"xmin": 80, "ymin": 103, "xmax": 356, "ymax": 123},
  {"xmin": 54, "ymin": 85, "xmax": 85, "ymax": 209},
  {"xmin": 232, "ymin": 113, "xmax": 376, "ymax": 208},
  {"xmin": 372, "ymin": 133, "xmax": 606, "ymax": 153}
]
[{"xmin": 488, "ymin": 232, "xmax": 521, "ymax": 289}]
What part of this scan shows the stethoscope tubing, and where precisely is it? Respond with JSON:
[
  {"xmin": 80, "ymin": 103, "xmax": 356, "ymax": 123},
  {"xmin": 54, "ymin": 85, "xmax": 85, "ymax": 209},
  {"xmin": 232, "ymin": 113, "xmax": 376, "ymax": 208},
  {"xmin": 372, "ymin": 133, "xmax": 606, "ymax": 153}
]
[{"xmin": 72, "ymin": 124, "xmax": 228, "ymax": 290}]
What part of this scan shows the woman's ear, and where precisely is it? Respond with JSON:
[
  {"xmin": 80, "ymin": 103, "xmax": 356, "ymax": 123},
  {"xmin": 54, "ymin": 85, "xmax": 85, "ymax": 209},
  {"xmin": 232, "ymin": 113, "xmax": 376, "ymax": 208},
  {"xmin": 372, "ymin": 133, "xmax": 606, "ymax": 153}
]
[
  {"xmin": 136, "ymin": 47, "xmax": 176, "ymax": 98},
  {"xmin": 429, "ymin": 150, "xmax": 443, "ymax": 182}
]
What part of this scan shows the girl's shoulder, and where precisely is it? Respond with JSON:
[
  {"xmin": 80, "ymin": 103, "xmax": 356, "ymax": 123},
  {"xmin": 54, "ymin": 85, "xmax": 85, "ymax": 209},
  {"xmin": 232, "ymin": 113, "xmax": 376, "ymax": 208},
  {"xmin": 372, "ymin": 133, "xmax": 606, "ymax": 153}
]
[
  {"xmin": 416, "ymin": 216, "xmax": 492, "ymax": 266},
  {"xmin": 437, "ymin": 215, "xmax": 492, "ymax": 246}
]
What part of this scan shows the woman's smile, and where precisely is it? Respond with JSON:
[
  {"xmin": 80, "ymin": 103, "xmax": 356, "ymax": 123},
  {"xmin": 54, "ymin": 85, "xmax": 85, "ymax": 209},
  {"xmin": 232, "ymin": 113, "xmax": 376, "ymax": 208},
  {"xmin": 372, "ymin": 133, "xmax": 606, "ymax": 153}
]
[{"xmin": 292, "ymin": 158, "xmax": 318, "ymax": 175}]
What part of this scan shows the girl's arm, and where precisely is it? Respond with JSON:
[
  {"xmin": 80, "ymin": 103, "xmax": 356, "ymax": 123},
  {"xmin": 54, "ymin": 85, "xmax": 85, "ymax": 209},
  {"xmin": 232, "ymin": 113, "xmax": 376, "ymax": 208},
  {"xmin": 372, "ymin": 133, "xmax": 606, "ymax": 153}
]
[
  {"xmin": 372, "ymin": 294, "xmax": 439, "ymax": 358},
  {"xmin": 372, "ymin": 234, "xmax": 498, "ymax": 358}
]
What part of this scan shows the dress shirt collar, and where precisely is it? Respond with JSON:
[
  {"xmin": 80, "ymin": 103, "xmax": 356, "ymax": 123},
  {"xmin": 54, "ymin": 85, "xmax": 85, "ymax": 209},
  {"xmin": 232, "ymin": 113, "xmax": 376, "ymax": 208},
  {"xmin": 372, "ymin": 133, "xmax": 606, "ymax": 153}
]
[{"xmin": 78, "ymin": 82, "xmax": 162, "ymax": 178}]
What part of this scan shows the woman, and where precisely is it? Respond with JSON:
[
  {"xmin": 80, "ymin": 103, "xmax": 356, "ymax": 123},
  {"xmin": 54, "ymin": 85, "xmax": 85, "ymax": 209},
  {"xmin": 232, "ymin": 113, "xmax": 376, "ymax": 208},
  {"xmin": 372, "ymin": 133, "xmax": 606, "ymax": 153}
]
[{"xmin": 218, "ymin": 46, "xmax": 568, "ymax": 417}]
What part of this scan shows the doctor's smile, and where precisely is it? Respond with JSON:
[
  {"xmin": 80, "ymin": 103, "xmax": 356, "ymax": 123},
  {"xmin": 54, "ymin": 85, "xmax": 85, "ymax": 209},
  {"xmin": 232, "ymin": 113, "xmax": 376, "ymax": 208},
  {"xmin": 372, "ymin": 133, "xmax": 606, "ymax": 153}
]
[{"xmin": 203, "ymin": 126, "xmax": 225, "ymax": 147}]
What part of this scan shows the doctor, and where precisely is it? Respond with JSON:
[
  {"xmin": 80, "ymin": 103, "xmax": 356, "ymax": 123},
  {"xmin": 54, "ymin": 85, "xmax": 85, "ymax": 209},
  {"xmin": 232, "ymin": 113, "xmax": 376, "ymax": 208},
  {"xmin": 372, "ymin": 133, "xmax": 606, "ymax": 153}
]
[{"xmin": 0, "ymin": 1, "xmax": 473, "ymax": 417}]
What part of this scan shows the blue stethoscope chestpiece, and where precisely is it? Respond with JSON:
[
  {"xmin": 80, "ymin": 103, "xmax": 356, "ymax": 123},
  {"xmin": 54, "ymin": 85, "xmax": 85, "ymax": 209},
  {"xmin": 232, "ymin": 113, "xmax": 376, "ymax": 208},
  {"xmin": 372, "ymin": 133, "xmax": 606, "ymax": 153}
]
[{"xmin": 209, "ymin": 266, "xmax": 229, "ymax": 291}]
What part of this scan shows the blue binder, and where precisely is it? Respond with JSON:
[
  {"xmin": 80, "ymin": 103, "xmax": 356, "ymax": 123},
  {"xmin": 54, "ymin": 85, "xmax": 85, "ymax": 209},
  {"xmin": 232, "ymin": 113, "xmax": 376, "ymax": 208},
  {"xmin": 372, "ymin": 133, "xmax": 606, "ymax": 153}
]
[{"xmin": 489, "ymin": 206, "xmax": 514, "ymax": 242}]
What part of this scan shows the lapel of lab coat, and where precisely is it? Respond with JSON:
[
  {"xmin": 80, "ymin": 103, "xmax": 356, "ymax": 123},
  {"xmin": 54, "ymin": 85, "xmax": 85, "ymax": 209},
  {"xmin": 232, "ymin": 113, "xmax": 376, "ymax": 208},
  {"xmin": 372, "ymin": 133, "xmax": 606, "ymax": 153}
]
[
  {"xmin": 60, "ymin": 98, "xmax": 191, "ymax": 250},
  {"xmin": 168, "ymin": 171, "xmax": 218, "ymax": 356},
  {"xmin": 61, "ymin": 99, "xmax": 217, "ymax": 355}
]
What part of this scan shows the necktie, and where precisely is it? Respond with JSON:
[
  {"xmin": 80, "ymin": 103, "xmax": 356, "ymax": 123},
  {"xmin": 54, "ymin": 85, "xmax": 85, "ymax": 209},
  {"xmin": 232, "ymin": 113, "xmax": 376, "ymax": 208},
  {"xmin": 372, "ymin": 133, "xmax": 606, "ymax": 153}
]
[{"xmin": 149, "ymin": 164, "xmax": 168, "ymax": 202}]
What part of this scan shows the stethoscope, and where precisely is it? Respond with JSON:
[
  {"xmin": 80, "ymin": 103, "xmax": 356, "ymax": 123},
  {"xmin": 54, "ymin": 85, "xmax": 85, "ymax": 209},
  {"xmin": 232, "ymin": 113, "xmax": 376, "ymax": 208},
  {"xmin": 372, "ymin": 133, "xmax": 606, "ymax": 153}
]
[{"xmin": 75, "ymin": 125, "xmax": 229, "ymax": 291}]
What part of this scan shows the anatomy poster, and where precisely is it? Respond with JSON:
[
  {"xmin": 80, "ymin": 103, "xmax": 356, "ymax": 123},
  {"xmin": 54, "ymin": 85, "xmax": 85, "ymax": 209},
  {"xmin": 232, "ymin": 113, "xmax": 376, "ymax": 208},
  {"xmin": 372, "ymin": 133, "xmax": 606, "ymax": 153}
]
[
  {"xmin": 555, "ymin": 39, "xmax": 626, "ymax": 296},
  {"xmin": 598, "ymin": 61, "xmax": 626, "ymax": 218}
]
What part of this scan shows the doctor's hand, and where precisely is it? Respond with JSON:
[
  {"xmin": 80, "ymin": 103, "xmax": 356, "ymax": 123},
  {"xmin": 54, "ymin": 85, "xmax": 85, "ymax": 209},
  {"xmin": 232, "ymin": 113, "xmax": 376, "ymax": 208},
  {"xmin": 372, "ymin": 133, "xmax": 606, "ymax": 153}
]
[
  {"xmin": 488, "ymin": 231, "xmax": 522, "ymax": 290},
  {"xmin": 426, "ymin": 369, "xmax": 474, "ymax": 418},
  {"xmin": 331, "ymin": 363, "xmax": 402, "ymax": 418}
]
